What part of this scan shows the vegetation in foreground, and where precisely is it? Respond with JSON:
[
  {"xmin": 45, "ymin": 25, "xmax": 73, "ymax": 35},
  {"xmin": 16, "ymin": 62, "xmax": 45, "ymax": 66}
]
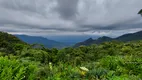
[{"xmin": 0, "ymin": 32, "xmax": 142, "ymax": 80}]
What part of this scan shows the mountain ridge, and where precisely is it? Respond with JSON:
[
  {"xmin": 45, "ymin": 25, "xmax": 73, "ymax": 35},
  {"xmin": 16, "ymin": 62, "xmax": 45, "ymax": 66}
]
[
  {"xmin": 74, "ymin": 30, "xmax": 142, "ymax": 47},
  {"xmin": 15, "ymin": 35, "xmax": 69, "ymax": 49}
]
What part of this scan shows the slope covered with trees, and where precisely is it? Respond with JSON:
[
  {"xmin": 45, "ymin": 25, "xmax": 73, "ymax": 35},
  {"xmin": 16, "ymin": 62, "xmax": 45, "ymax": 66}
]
[
  {"xmin": 74, "ymin": 31, "xmax": 142, "ymax": 47},
  {"xmin": 0, "ymin": 32, "xmax": 26, "ymax": 44},
  {"xmin": 0, "ymin": 31, "xmax": 142, "ymax": 79},
  {"xmin": 0, "ymin": 31, "xmax": 28, "ymax": 54}
]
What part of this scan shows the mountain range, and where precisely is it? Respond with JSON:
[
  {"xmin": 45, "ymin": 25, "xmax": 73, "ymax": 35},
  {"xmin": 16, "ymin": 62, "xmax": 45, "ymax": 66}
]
[
  {"xmin": 74, "ymin": 31, "xmax": 142, "ymax": 47},
  {"xmin": 15, "ymin": 35, "xmax": 69, "ymax": 49},
  {"xmin": 1, "ymin": 30, "xmax": 142, "ymax": 49}
]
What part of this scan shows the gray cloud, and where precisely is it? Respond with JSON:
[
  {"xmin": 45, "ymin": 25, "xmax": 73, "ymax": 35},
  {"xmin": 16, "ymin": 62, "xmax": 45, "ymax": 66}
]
[
  {"xmin": 0, "ymin": 0, "xmax": 142, "ymax": 37},
  {"xmin": 0, "ymin": 0, "xmax": 52, "ymax": 16},
  {"xmin": 56, "ymin": 0, "xmax": 79, "ymax": 20}
]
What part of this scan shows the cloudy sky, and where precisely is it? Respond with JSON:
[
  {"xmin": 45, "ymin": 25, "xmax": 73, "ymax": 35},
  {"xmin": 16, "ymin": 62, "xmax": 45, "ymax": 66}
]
[{"xmin": 0, "ymin": 0, "xmax": 142, "ymax": 39}]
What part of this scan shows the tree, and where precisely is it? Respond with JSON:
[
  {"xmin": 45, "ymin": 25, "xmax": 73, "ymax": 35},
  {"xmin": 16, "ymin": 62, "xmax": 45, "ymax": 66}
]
[{"xmin": 138, "ymin": 9, "xmax": 142, "ymax": 16}]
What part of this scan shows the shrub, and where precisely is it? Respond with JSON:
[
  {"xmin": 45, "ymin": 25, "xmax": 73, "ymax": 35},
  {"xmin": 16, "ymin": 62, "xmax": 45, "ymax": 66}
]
[{"xmin": 0, "ymin": 57, "xmax": 38, "ymax": 80}]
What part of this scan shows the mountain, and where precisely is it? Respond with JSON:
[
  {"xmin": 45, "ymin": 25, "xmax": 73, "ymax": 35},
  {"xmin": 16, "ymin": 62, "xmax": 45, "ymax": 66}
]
[
  {"xmin": 115, "ymin": 31, "xmax": 142, "ymax": 41},
  {"xmin": 0, "ymin": 31, "xmax": 25, "ymax": 44},
  {"xmin": 74, "ymin": 38, "xmax": 94, "ymax": 46},
  {"xmin": 74, "ymin": 31, "xmax": 142, "ymax": 47},
  {"xmin": 0, "ymin": 31, "xmax": 27, "ymax": 53},
  {"xmin": 15, "ymin": 35, "xmax": 69, "ymax": 49},
  {"xmin": 94, "ymin": 36, "xmax": 113, "ymax": 44},
  {"xmin": 45, "ymin": 35, "xmax": 99, "ymax": 45},
  {"xmin": 74, "ymin": 36, "xmax": 113, "ymax": 47}
]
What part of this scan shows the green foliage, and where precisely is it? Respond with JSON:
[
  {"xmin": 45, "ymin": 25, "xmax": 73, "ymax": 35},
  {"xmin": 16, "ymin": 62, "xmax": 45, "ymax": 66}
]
[
  {"xmin": 0, "ymin": 32, "xmax": 142, "ymax": 79},
  {"xmin": 0, "ymin": 32, "xmax": 25, "ymax": 44},
  {"xmin": 0, "ymin": 57, "xmax": 38, "ymax": 80},
  {"xmin": 20, "ymin": 48, "xmax": 49, "ymax": 64}
]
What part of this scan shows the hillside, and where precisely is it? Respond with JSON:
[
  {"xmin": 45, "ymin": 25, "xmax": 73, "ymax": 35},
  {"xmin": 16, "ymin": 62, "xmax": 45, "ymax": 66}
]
[
  {"xmin": 0, "ymin": 37, "xmax": 142, "ymax": 79},
  {"xmin": 1, "ymin": 31, "xmax": 142, "ymax": 79},
  {"xmin": 15, "ymin": 35, "xmax": 69, "ymax": 49},
  {"xmin": 0, "ymin": 31, "xmax": 25, "ymax": 44},
  {"xmin": 116, "ymin": 31, "xmax": 142, "ymax": 41},
  {"xmin": 0, "ymin": 31, "xmax": 27, "ymax": 54},
  {"xmin": 74, "ymin": 31, "xmax": 142, "ymax": 47}
]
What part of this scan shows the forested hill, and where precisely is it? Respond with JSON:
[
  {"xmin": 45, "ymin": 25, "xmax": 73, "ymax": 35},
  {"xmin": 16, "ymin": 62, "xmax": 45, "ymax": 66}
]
[
  {"xmin": 0, "ymin": 31, "xmax": 28, "ymax": 54},
  {"xmin": 0, "ymin": 31, "xmax": 26, "ymax": 44},
  {"xmin": 116, "ymin": 30, "xmax": 142, "ymax": 41},
  {"xmin": 1, "ymin": 31, "xmax": 142, "ymax": 79},
  {"xmin": 74, "ymin": 30, "xmax": 142, "ymax": 47}
]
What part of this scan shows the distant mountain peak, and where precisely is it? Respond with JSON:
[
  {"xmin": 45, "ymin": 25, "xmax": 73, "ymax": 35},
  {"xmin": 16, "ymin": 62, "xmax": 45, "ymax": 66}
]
[
  {"xmin": 74, "ymin": 30, "xmax": 142, "ymax": 47},
  {"xmin": 85, "ymin": 38, "xmax": 93, "ymax": 42},
  {"xmin": 98, "ymin": 36, "xmax": 111, "ymax": 40}
]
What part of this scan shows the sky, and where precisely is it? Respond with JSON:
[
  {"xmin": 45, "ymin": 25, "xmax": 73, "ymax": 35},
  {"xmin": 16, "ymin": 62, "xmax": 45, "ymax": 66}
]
[{"xmin": 0, "ymin": 0, "xmax": 142, "ymax": 42}]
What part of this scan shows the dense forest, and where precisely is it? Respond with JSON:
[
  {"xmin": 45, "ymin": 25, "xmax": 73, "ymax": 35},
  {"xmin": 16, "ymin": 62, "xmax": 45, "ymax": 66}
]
[{"xmin": 0, "ymin": 31, "xmax": 142, "ymax": 80}]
